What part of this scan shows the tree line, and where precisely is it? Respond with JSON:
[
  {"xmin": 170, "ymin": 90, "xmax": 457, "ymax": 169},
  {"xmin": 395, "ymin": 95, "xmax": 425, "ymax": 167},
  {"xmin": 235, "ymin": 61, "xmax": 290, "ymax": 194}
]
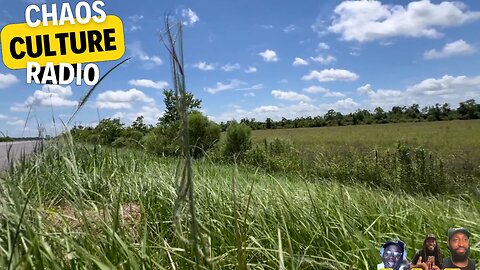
[
  {"xmin": 70, "ymin": 89, "xmax": 480, "ymax": 157},
  {"xmin": 225, "ymin": 99, "xmax": 480, "ymax": 130}
]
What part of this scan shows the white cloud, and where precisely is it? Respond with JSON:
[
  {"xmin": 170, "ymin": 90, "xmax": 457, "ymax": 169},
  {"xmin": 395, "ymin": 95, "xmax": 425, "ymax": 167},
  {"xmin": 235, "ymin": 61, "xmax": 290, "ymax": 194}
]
[
  {"xmin": 310, "ymin": 55, "xmax": 336, "ymax": 65},
  {"xmin": 181, "ymin": 8, "xmax": 199, "ymax": 26},
  {"xmin": 283, "ymin": 24, "xmax": 296, "ymax": 33},
  {"xmin": 258, "ymin": 49, "xmax": 279, "ymax": 62},
  {"xmin": 424, "ymin": 40, "xmax": 476, "ymax": 59},
  {"xmin": 358, "ymin": 75, "xmax": 480, "ymax": 108},
  {"xmin": 271, "ymin": 90, "xmax": 311, "ymax": 102},
  {"xmin": 193, "ymin": 61, "xmax": 216, "ymax": 71},
  {"xmin": 0, "ymin": 73, "xmax": 20, "ymax": 89},
  {"xmin": 260, "ymin": 25, "xmax": 274, "ymax": 29},
  {"xmin": 7, "ymin": 120, "xmax": 25, "ymax": 126},
  {"xmin": 293, "ymin": 57, "xmax": 309, "ymax": 67},
  {"xmin": 406, "ymin": 75, "xmax": 480, "ymax": 97},
  {"xmin": 302, "ymin": 69, "xmax": 359, "ymax": 82},
  {"xmin": 112, "ymin": 105, "xmax": 163, "ymax": 125},
  {"xmin": 128, "ymin": 79, "xmax": 168, "ymax": 90},
  {"xmin": 237, "ymin": 84, "xmax": 264, "ymax": 91},
  {"xmin": 303, "ymin": 85, "xmax": 329, "ymax": 94},
  {"xmin": 127, "ymin": 14, "xmax": 144, "ymax": 31},
  {"xmin": 334, "ymin": 98, "xmax": 359, "ymax": 109},
  {"xmin": 303, "ymin": 85, "xmax": 345, "ymax": 97},
  {"xmin": 96, "ymin": 89, "xmax": 154, "ymax": 110},
  {"xmin": 325, "ymin": 91, "xmax": 346, "ymax": 98},
  {"xmin": 357, "ymin": 84, "xmax": 373, "ymax": 94},
  {"xmin": 0, "ymin": 114, "xmax": 8, "ymax": 119},
  {"xmin": 318, "ymin": 42, "xmax": 330, "ymax": 50},
  {"xmin": 129, "ymin": 41, "xmax": 163, "ymax": 68},
  {"xmin": 328, "ymin": 0, "xmax": 480, "ymax": 42},
  {"xmin": 245, "ymin": 67, "xmax": 257, "ymax": 73},
  {"xmin": 221, "ymin": 63, "xmax": 241, "ymax": 72},
  {"xmin": 205, "ymin": 79, "xmax": 246, "ymax": 94},
  {"xmin": 10, "ymin": 85, "xmax": 77, "ymax": 112},
  {"xmin": 253, "ymin": 105, "xmax": 279, "ymax": 114}
]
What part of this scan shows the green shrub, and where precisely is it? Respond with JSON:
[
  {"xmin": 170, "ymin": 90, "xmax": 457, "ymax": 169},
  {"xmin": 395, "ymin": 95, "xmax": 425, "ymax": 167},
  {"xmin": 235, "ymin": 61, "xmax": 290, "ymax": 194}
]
[
  {"xmin": 224, "ymin": 122, "xmax": 252, "ymax": 160},
  {"xmin": 188, "ymin": 111, "xmax": 221, "ymax": 158}
]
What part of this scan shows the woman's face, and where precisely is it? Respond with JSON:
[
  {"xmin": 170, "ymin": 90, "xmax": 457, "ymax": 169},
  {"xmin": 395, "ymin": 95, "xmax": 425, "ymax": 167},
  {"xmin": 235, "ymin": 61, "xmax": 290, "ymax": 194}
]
[{"xmin": 382, "ymin": 245, "xmax": 403, "ymax": 269}]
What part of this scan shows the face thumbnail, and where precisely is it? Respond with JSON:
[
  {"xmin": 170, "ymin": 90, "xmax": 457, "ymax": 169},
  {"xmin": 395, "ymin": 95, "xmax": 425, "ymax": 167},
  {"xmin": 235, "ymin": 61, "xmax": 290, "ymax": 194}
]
[
  {"xmin": 426, "ymin": 239, "xmax": 436, "ymax": 251},
  {"xmin": 450, "ymin": 232, "xmax": 469, "ymax": 260},
  {"xmin": 382, "ymin": 245, "xmax": 402, "ymax": 269}
]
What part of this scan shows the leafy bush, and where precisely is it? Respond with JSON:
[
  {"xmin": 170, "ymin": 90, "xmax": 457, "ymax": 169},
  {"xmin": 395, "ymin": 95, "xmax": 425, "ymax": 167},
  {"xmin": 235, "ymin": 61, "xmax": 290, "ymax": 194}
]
[
  {"xmin": 224, "ymin": 122, "xmax": 252, "ymax": 160},
  {"xmin": 188, "ymin": 111, "xmax": 221, "ymax": 158}
]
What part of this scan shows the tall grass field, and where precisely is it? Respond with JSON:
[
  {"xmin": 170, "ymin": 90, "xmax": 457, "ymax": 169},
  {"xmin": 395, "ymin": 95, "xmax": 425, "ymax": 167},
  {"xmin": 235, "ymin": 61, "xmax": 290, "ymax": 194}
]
[{"xmin": 1, "ymin": 120, "xmax": 479, "ymax": 269}]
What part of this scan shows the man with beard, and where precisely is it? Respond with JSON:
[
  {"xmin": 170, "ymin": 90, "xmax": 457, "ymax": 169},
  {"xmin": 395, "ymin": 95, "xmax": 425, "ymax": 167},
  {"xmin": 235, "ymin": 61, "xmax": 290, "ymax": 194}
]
[
  {"xmin": 443, "ymin": 228, "xmax": 476, "ymax": 270},
  {"xmin": 410, "ymin": 234, "xmax": 443, "ymax": 270},
  {"xmin": 377, "ymin": 239, "xmax": 410, "ymax": 270}
]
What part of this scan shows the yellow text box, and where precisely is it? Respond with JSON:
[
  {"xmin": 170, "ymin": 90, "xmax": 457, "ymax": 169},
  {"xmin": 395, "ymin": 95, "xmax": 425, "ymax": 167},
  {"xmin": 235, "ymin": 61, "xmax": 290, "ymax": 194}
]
[{"xmin": 1, "ymin": 15, "xmax": 125, "ymax": 69}]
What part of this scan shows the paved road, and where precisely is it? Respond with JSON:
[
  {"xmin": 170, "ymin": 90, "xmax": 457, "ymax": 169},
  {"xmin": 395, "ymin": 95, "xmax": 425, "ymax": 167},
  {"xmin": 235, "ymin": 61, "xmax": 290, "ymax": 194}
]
[{"xmin": 0, "ymin": 141, "xmax": 44, "ymax": 171}]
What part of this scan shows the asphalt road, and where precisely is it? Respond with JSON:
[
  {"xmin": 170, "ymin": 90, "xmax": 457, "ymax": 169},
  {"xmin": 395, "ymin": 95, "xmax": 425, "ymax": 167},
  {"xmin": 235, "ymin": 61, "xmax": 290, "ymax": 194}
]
[{"xmin": 0, "ymin": 141, "xmax": 44, "ymax": 171}]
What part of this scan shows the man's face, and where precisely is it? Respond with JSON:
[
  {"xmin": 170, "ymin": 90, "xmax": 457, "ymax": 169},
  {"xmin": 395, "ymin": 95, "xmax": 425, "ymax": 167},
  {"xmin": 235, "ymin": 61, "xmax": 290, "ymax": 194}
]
[
  {"xmin": 449, "ymin": 232, "xmax": 470, "ymax": 262},
  {"xmin": 426, "ymin": 239, "xmax": 436, "ymax": 251},
  {"xmin": 382, "ymin": 245, "xmax": 403, "ymax": 269}
]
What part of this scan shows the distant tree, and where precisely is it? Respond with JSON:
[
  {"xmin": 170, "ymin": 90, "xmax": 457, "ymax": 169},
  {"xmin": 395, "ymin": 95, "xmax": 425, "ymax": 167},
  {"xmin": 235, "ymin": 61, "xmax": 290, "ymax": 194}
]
[
  {"xmin": 158, "ymin": 89, "xmax": 202, "ymax": 125},
  {"xmin": 95, "ymin": 118, "xmax": 124, "ymax": 145},
  {"xmin": 224, "ymin": 122, "xmax": 252, "ymax": 160},
  {"xmin": 458, "ymin": 99, "xmax": 479, "ymax": 119},
  {"xmin": 265, "ymin": 118, "xmax": 273, "ymax": 129}
]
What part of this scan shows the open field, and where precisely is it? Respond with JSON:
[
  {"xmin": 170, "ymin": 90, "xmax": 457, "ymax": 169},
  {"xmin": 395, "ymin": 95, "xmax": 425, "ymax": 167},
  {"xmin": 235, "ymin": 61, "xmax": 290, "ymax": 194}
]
[
  {"xmin": 252, "ymin": 120, "xmax": 480, "ymax": 155},
  {"xmin": 1, "ymin": 120, "xmax": 480, "ymax": 269},
  {"xmin": 1, "ymin": 141, "xmax": 479, "ymax": 269}
]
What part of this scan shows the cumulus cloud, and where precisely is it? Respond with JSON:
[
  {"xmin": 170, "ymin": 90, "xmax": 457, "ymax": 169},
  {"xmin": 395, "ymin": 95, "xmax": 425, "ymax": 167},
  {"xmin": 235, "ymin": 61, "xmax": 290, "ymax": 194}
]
[
  {"xmin": 112, "ymin": 105, "xmax": 163, "ymax": 125},
  {"xmin": 0, "ymin": 114, "xmax": 7, "ymax": 119},
  {"xmin": 334, "ymin": 98, "xmax": 359, "ymax": 109},
  {"xmin": 221, "ymin": 63, "xmax": 241, "ymax": 72},
  {"xmin": 424, "ymin": 40, "xmax": 476, "ymax": 59},
  {"xmin": 406, "ymin": 75, "xmax": 480, "ymax": 96},
  {"xmin": 205, "ymin": 79, "xmax": 246, "ymax": 94},
  {"xmin": 96, "ymin": 89, "xmax": 154, "ymax": 110},
  {"xmin": 10, "ymin": 85, "xmax": 77, "ymax": 112},
  {"xmin": 0, "ymin": 73, "xmax": 20, "ymax": 89},
  {"xmin": 181, "ymin": 8, "xmax": 199, "ymax": 26},
  {"xmin": 310, "ymin": 55, "xmax": 336, "ymax": 65},
  {"xmin": 258, "ymin": 49, "xmax": 279, "ymax": 62},
  {"xmin": 193, "ymin": 61, "xmax": 216, "ymax": 71},
  {"xmin": 327, "ymin": 0, "xmax": 480, "ymax": 42},
  {"xmin": 318, "ymin": 42, "xmax": 330, "ymax": 50},
  {"xmin": 357, "ymin": 84, "xmax": 373, "ymax": 94},
  {"xmin": 128, "ymin": 79, "xmax": 168, "ymax": 90},
  {"xmin": 245, "ymin": 67, "xmax": 257, "ymax": 73},
  {"xmin": 271, "ymin": 90, "xmax": 311, "ymax": 102},
  {"xmin": 302, "ymin": 68, "xmax": 359, "ymax": 82},
  {"xmin": 358, "ymin": 75, "xmax": 480, "ymax": 108},
  {"xmin": 293, "ymin": 57, "xmax": 309, "ymax": 66}
]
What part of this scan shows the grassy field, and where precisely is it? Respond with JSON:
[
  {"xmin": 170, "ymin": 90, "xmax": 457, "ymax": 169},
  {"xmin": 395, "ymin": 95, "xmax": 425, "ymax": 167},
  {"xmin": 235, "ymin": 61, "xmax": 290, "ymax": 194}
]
[
  {"xmin": 252, "ymin": 120, "xmax": 480, "ymax": 155},
  {"xmin": 1, "ymin": 121, "xmax": 479, "ymax": 269}
]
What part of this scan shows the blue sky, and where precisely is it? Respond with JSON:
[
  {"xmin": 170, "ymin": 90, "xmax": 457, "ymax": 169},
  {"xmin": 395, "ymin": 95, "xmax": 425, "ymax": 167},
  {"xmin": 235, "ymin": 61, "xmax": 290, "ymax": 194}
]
[{"xmin": 1, "ymin": 0, "xmax": 480, "ymax": 137}]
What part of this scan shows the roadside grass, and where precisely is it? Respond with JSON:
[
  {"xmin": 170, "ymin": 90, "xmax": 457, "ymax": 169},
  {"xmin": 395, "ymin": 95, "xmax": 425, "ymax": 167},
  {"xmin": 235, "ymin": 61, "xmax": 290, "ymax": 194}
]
[{"xmin": 1, "ymin": 139, "xmax": 479, "ymax": 269}]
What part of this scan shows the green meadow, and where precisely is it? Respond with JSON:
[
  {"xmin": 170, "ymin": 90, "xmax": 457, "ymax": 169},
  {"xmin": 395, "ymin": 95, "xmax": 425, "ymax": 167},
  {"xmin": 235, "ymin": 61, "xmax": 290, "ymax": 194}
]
[{"xmin": 1, "ymin": 120, "xmax": 479, "ymax": 269}]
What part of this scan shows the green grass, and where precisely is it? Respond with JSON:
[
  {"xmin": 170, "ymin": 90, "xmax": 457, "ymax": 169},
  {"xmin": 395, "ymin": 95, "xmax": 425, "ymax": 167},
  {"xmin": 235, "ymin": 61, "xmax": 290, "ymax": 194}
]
[
  {"xmin": 1, "ymin": 138, "xmax": 479, "ymax": 269},
  {"xmin": 252, "ymin": 120, "xmax": 480, "ymax": 155}
]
